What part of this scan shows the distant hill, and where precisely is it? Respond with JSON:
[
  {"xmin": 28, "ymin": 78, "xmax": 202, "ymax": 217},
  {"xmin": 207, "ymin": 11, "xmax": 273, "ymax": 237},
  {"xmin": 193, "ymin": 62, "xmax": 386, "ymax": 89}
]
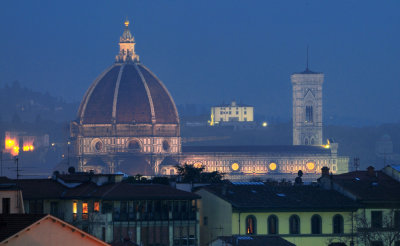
[{"xmin": 0, "ymin": 81, "xmax": 79, "ymax": 123}]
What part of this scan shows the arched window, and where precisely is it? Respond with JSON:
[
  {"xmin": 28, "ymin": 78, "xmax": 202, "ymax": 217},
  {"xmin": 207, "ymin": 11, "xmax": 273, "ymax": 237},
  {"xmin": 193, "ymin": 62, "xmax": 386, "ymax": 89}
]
[
  {"xmin": 311, "ymin": 138, "xmax": 315, "ymax": 145},
  {"xmin": 311, "ymin": 214, "xmax": 322, "ymax": 234},
  {"xmin": 306, "ymin": 105, "xmax": 313, "ymax": 122},
  {"xmin": 289, "ymin": 215, "xmax": 300, "ymax": 234},
  {"xmin": 128, "ymin": 140, "xmax": 141, "ymax": 151},
  {"xmin": 305, "ymin": 138, "xmax": 309, "ymax": 145},
  {"xmin": 333, "ymin": 214, "xmax": 344, "ymax": 234},
  {"xmin": 246, "ymin": 215, "xmax": 256, "ymax": 235},
  {"xmin": 268, "ymin": 215, "xmax": 278, "ymax": 234}
]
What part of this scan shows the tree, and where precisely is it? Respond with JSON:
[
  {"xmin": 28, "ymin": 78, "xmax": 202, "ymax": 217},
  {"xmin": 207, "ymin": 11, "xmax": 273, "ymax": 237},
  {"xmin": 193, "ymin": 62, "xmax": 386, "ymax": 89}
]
[
  {"xmin": 175, "ymin": 164, "xmax": 223, "ymax": 183},
  {"xmin": 356, "ymin": 209, "xmax": 400, "ymax": 246}
]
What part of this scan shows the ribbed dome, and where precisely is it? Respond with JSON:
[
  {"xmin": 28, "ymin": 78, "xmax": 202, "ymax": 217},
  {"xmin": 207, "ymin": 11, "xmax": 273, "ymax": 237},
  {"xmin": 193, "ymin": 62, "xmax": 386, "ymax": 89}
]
[{"xmin": 77, "ymin": 62, "xmax": 179, "ymax": 125}]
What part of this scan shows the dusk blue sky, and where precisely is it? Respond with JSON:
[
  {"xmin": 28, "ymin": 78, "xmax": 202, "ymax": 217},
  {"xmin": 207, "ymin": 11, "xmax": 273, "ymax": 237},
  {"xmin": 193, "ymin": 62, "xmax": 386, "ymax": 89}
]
[{"xmin": 1, "ymin": 0, "xmax": 399, "ymax": 125}]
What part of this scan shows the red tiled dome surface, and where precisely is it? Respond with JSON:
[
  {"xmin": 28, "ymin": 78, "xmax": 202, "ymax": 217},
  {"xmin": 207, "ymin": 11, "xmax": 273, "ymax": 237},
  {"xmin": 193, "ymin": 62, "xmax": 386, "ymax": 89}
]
[{"xmin": 77, "ymin": 63, "xmax": 179, "ymax": 124}]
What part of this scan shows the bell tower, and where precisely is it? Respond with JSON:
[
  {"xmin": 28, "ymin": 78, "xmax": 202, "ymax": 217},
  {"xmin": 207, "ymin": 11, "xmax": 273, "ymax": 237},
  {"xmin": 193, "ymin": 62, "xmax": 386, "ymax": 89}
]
[{"xmin": 291, "ymin": 53, "xmax": 324, "ymax": 146}]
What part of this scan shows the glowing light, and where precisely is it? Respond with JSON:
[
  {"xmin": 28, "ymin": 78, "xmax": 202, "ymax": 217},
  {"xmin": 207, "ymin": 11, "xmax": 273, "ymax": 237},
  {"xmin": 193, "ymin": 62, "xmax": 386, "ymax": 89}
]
[
  {"xmin": 262, "ymin": 122, "xmax": 268, "ymax": 127},
  {"xmin": 194, "ymin": 162, "xmax": 203, "ymax": 168},
  {"xmin": 210, "ymin": 111, "xmax": 215, "ymax": 126},
  {"xmin": 231, "ymin": 163, "xmax": 239, "ymax": 171},
  {"xmin": 94, "ymin": 202, "xmax": 100, "ymax": 212},
  {"xmin": 72, "ymin": 201, "xmax": 77, "ymax": 214},
  {"xmin": 124, "ymin": 20, "xmax": 130, "ymax": 27},
  {"xmin": 82, "ymin": 202, "xmax": 88, "ymax": 214},
  {"xmin": 322, "ymin": 144, "xmax": 330, "ymax": 149},
  {"xmin": 306, "ymin": 162, "xmax": 315, "ymax": 170},
  {"xmin": 12, "ymin": 146, "xmax": 19, "ymax": 156},
  {"xmin": 269, "ymin": 162, "xmax": 277, "ymax": 171},
  {"xmin": 5, "ymin": 139, "xmax": 15, "ymax": 149},
  {"xmin": 51, "ymin": 143, "xmax": 55, "ymax": 147},
  {"xmin": 22, "ymin": 145, "xmax": 34, "ymax": 152}
]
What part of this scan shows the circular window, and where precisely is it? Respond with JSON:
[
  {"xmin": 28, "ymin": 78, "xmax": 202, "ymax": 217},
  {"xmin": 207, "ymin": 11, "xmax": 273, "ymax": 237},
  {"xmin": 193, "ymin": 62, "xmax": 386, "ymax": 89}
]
[
  {"xmin": 306, "ymin": 161, "xmax": 315, "ymax": 170},
  {"xmin": 269, "ymin": 162, "xmax": 277, "ymax": 171},
  {"xmin": 194, "ymin": 162, "xmax": 203, "ymax": 168},
  {"xmin": 231, "ymin": 162, "xmax": 240, "ymax": 171},
  {"xmin": 162, "ymin": 140, "xmax": 170, "ymax": 151},
  {"xmin": 95, "ymin": 141, "xmax": 102, "ymax": 151},
  {"xmin": 128, "ymin": 140, "xmax": 141, "ymax": 151}
]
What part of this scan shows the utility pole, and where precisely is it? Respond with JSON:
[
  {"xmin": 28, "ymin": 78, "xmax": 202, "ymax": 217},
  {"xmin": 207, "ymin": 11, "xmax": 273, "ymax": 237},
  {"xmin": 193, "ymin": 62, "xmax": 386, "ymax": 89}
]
[
  {"xmin": 1, "ymin": 151, "xmax": 3, "ymax": 176},
  {"xmin": 353, "ymin": 157, "xmax": 360, "ymax": 172},
  {"xmin": 15, "ymin": 157, "xmax": 20, "ymax": 180},
  {"xmin": 67, "ymin": 140, "xmax": 71, "ymax": 168}
]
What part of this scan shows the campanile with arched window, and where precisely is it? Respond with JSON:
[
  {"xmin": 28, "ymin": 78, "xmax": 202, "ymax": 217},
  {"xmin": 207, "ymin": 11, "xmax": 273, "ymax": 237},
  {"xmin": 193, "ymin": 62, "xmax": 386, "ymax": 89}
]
[{"xmin": 291, "ymin": 57, "xmax": 324, "ymax": 146}]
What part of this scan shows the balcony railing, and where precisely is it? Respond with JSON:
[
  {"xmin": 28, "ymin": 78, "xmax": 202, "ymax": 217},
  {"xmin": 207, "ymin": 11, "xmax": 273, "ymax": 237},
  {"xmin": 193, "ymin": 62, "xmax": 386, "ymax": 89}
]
[{"xmin": 113, "ymin": 211, "xmax": 196, "ymax": 221}]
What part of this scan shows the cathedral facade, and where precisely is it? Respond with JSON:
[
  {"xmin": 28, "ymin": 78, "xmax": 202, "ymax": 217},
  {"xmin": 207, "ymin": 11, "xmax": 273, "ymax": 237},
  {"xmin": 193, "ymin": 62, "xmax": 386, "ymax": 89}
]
[{"xmin": 71, "ymin": 21, "xmax": 349, "ymax": 181}]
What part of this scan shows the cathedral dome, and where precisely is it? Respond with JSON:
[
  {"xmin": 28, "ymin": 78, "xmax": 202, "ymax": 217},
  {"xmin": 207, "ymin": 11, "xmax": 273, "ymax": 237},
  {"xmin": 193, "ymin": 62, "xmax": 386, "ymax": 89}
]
[
  {"xmin": 77, "ymin": 21, "xmax": 179, "ymax": 125},
  {"xmin": 77, "ymin": 63, "xmax": 179, "ymax": 124}
]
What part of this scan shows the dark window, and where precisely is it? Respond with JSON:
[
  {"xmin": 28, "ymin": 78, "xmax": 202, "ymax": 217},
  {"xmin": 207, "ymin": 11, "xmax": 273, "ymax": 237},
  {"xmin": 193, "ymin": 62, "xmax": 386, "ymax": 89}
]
[
  {"xmin": 2, "ymin": 198, "xmax": 10, "ymax": 214},
  {"xmin": 311, "ymin": 138, "xmax": 315, "ymax": 145},
  {"xmin": 102, "ymin": 201, "xmax": 113, "ymax": 214},
  {"xmin": 311, "ymin": 214, "xmax": 322, "ymax": 234},
  {"xmin": 394, "ymin": 211, "xmax": 400, "ymax": 229},
  {"xmin": 268, "ymin": 215, "xmax": 278, "ymax": 234},
  {"xmin": 204, "ymin": 216, "xmax": 208, "ymax": 226},
  {"xmin": 95, "ymin": 141, "xmax": 102, "ymax": 151},
  {"xmin": 246, "ymin": 215, "xmax": 256, "ymax": 235},
  {"xmin": 289, "ymin": 215, "xmax": 300, "ymax": 234},
  {"xmin": 28, "ymin": 200, "xmax": 43, "ymax": 214},
  {"xmin": 305, "ymin": 138, "xmax": 309, "ymax": 145},
  {"xmin": 50, "ymin": 202, "xmax": 59, "ymax": 216},
  {"xmin": 306, "ymin": 105, "xmax": 313, "ymax": 122},
  {"xmin": 102, "ymin": 227, "xmax": 106, "ymax": 241},
  {"xmin": 333, "ymin": 214, "xmax": 344, "ymax": 234},
  {"xmin": 371, "ymin": 211, "xmax": 383, "ymax": 228},
  {"xmin": 128, "ymin": 140, "xmax": 140, "ymax": 150},
  {"xmin": 162, "ymin": 140, "xmax": 170, "ymax": 151}
]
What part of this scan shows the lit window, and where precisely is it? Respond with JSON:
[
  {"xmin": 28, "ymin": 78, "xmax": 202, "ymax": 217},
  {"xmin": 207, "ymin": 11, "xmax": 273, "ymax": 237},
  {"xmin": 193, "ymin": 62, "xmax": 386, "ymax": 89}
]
[
  {"xmin": 73, "ymin": 201, "xmax": 77, "ymax": 221},
  {"xmin": 82, "ymin": 202, "xmax": 88, "ymax": 220},
  {"xmin": 246, "ymin": 215, "xmax": 256, "ymax": 235},
  {"xmin": 306, "ymin": 162, "xmax": 315, "ymax": 170},
  {"xmin": 73, "ymin": 201, "xmax": 77, "ymax": 213},
  {"xmin": 269, "ymin": 162, "xmax": 277, "ymax": 171},
  {"xmin": 94, "ymin": 202, "xmax": 100, "ymax": 212}
]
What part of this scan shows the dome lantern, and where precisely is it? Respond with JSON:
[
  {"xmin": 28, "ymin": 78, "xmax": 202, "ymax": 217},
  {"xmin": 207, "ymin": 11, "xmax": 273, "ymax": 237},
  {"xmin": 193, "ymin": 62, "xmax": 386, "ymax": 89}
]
[{"xmin": 116, "ymin": 19, "xmax": 139, "ymax": 63}]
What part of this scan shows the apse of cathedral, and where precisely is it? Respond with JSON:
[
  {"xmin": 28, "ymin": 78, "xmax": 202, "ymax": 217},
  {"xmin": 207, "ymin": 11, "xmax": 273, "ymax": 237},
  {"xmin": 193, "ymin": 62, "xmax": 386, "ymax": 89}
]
[{"xmin": 70, "ymin": 20, "xmax": 349, "ymax": 181}]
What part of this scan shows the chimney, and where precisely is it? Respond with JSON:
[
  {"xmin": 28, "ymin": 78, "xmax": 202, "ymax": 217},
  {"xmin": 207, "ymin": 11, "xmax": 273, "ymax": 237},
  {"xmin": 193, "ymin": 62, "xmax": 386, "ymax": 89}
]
[
  {"xmin": 321, "ymin": 166, "xmax": 330, "ymax": 176},
  {"xmin": 367, "ymin": 166, "xmax": 375, "ymax": 177}
]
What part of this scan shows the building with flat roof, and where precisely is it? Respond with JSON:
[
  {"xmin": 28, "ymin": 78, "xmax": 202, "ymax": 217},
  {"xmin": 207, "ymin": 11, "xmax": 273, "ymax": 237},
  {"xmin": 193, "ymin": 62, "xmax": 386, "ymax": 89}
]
[{"xmin": 209, "ymin": 101, "xmax": 254, "ymax": 126}]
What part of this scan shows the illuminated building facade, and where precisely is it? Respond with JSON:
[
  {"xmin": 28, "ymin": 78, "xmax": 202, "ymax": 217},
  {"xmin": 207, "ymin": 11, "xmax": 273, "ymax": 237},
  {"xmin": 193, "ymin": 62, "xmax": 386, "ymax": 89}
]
[
  {"xmin": 70, "ymin": 20, "xmax": 180, "ymax": 175},
  {"xmin": 292, "ymin": 67, "xmax": 323, "ymax": 146},
  {"xmin": 71, "ymin": 20, "xmax": 349, "ymax": 180},
  {"xmin": 3, "ymin": 131, "xmax": 49, "ymax": 156},
  {"xmin": 209, "ymin": 101, "xmax": 254, "ymax": 126}
]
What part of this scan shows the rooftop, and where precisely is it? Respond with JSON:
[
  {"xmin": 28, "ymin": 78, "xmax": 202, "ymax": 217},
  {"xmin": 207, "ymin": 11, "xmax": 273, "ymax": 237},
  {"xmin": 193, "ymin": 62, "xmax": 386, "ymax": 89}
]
[
  {"xmin": 182, "ymin": 145, "xmax": 331, "ymax": 155},
  {"xmin": 214, "ymin": 235, "xmax": 295, "ymax": 246},
  {"xmin": 325, "ymin": 168, "xmax": 400, "ymax": 203},
  {"xmin": 0, "ymin": 176, "xmax": 199, "ymax": 200},
  {"xmin": 0, "ymin": 214, "xmax": 47, "ymax": 242},
  {"xmin": 201, "ymin": 182, "xmax": 358, "ymax": 211}
]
